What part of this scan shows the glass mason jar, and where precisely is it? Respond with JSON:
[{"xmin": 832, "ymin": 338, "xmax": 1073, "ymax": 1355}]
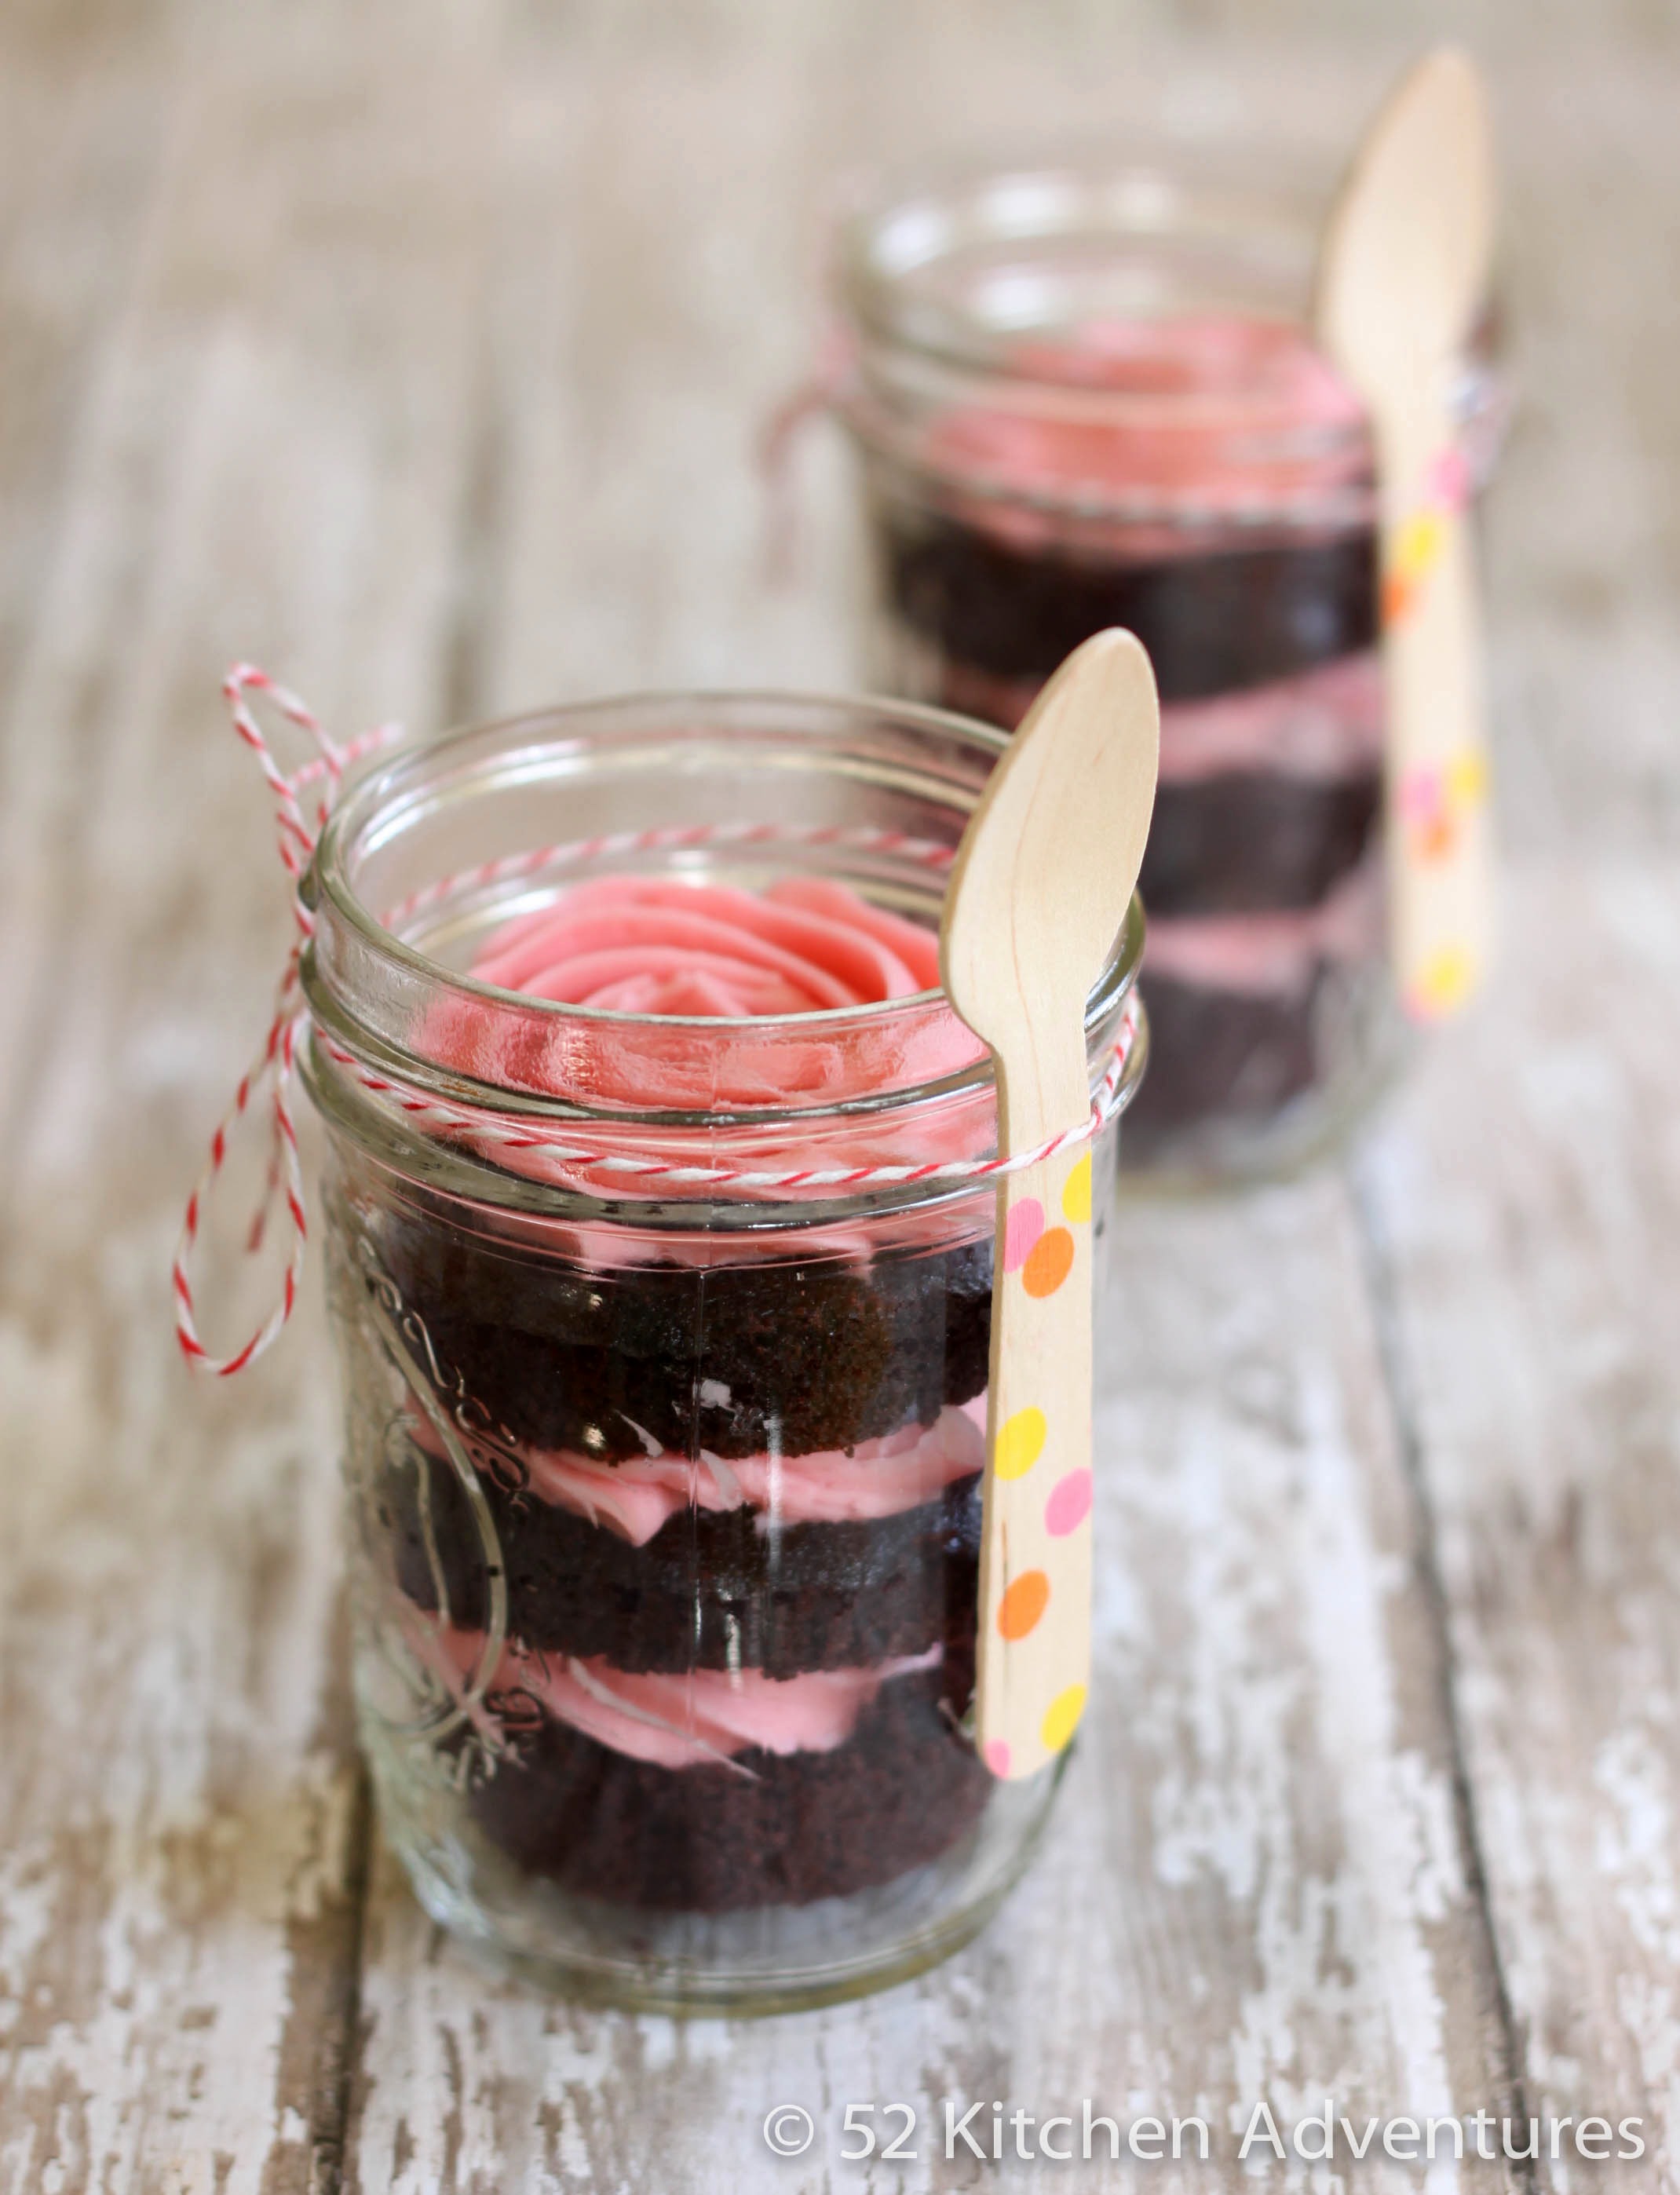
[
  {"xmin": 297, "ymin": 692, "xmax": 1146, "ymax": 2012},
  {"xmin": 826, "ymin": 152, "xmax": 1506, "ymax": 1183}
]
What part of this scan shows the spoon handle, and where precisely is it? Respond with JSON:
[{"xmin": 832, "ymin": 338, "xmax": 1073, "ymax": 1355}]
[
  {"xmin": 973, "ymin": 1141, "xmax": 1097, "ymax": 1781},
  {"xmin": 1377, "ymin": 390, "xmax": 1496, "ymax": 1018}
]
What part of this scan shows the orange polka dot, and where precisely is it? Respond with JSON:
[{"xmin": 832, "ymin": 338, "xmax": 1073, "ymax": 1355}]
[
  {"xmin": 997, "ymin": 1569, "xmax": 1050, "ymax": 1642},
  {"xmin": 1382, "ymin": 570, "xmax": 1421, "ymax": 626},
  {"xmin": 1021, "ymin": 1226, "xmax": 1075, "ymax": 1298},
  {"xmin": 1413, "ymin": 812, "xmax": 1458, "ymax": 862}
]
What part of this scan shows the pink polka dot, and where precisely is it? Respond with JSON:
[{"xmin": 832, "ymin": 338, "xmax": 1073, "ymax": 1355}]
[
  {"xmin": 1003, "ymin": 1197, "xmax": 1044, "ymax": 1273},
  {"xmin": 1043, "ymin": 1468, "xmax": 1093, "ymax": 1538},
  {"xmin": 983, "ymin": 1739, "xmax": 1012, "ymax": 1778}
]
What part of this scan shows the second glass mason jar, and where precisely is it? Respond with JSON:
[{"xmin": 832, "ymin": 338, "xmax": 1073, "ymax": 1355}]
[
  {"xmin": 825, "ymin": 152, "xmax": 1504, "ymax": 1182},
  {"xmin": 298, "ymin": 692, "xmax": 1145, "ymax": 2011}
]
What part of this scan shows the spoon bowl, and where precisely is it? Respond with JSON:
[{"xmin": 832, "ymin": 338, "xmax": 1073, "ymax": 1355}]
[
  {"xmin": 941, "ymin": 629, "xmax": 1160, "ymax": 1146},
  {"xmin": 1316, "ymin": 46, "xmax": 1494, "ymax": 390}
]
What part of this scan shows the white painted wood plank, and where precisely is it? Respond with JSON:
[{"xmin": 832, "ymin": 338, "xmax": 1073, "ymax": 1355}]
[
  {"xmin": 1465, "ymin": 51, "xmax": 1680, "ymax": 862},
  {"xmin": 1360, "ymin": 860, "xmax": 1680, "ymax": 2182},
  {"xmin": 0, "ymin": 7, "xmax": 188, "ymax": 720},
  {"xmin": 0, "ymin": 9, "xmax": 505, "ymax": 2189}
]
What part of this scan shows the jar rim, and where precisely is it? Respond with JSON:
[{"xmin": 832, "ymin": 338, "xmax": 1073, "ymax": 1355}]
[
  {"xmin": 835, "ymin": 147, "xmax": 1338, "ymax": 385},
  {"xmin": 301, "ymin": 687, "xmax": 1146, "ymax": 1140}
]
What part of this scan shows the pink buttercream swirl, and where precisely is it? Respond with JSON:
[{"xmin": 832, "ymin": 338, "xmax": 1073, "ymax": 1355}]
[
  {"xmin": 420, "ymin": 874, "xmax": 986, "ymax": 1117},
  {"xmin": 440, "ymin": 1627, "xmax": 942, "ymax": 1770},
  {"xmin": 474, "ymin": 875, "xmax": 940, "ymax": 1016}
]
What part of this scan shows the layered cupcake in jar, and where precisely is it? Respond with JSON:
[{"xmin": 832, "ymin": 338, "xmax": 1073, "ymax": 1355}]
[
  {"xmin": 299, "ymin": 692, "xmax": 1144, "ymax": 2011},
  {"xmin": 824, "ymin": 155, "xmax": 1503, "ymax": 1180}
]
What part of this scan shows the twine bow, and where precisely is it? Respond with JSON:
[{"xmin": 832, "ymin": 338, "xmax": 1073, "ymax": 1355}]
[{"xmin": 171, "ymin": 667, "xmax": 400, "ymax": 1375}]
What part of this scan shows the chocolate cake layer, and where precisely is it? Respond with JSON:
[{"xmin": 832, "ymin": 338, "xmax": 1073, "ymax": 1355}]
[
  {"xmin": 382, "ymin": 1434, "xmax": 981, "ymax": 1676},
  {"xmin": 1123, "ymin": 972, "xmax": 1321, "ymax": 1154},
  {"xmin": 462, "ymin": 1657, "xmax": 990, "ymax": 1912},
  {"xmin": 881, "ymin": 513, "xmax": 1379, "ymax": 703},
  {"xmin": 379, "ymin": 1218, "xmax": 993, "ymax": 1463},
  {"xmin": 1142, "ymin": 769, "xmax": 1381, "ymax": 917}
]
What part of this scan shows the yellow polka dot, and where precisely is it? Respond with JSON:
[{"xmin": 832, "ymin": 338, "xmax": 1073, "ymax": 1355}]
[
  {"xmin": 1393, "ymin": 509, "xmax": 1444, "ymax": 577},
  {"xmin": 1410, "ymin": 809, "xmax": 1458, "ymax": 863},
  {"xmin": 1446, "ymin": 747, "xmax": 1488, "ymax": 809},
  {"xmin": 1408, "ymin": 942, "xmax": 1477, "ymax": 1019},
  {"xmin": 995, "ymin": 1406, "xmax": 1047, "ymax": 1481},
  {"xmin": 1060, "ymin": 1152, "xmax": 1092, "ymax": 1225},
  {"xmin": 1040, "ymin": 1684, "xmax": 1087, "ymax": 1754}
]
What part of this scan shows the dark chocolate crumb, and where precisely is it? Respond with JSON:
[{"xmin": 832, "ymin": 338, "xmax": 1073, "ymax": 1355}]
[{"xmin": 462, "ymin": 1657, "xmax": 992, "ymax": 1912}]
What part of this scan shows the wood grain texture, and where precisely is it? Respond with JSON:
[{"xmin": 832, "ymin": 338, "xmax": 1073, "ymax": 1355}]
[
  {"xmin": 1359, "ymin": 864, "xmax": 1680, "ymax": 2179},
  {"xmin": 0, "ymin": 2, "xmax": 1677, "ymax": 2189},
  {"xmin": 0, "ymin": 5, "xmax": 503, "ymax": 2188}
]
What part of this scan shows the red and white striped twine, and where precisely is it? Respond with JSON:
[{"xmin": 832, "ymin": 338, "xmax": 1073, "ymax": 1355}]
[
  {"xmin": 175, "ymin": 668, "xmax": 1141, "ymax": 1377},
  {"xmin": 380, "ymin": 817, "xmax": 958, "ymax": 929},
  {"xmin": 173, "ymin": 667, "xmax": 401, "ymax": 1375}
]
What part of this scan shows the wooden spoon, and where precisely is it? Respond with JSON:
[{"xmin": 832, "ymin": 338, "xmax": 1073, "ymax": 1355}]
[
  {"xmin": 940, "ymin": 629, "xmax": 1159, "ymax": 1781},
  {"xmin": 1314, "ymin": 46, "xmax": 1498, "ymax": 1021}
]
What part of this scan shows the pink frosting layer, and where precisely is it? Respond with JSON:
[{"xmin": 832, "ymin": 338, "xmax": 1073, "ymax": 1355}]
[
  {"xmin": 1144, "ymin": 861, "xmax": 1383, "ymax": 999},
  {"xmin": 920, "ymin": 314, "xmax": 1369, "ymax": 551},
  {"xmin": 930, "ymin": 653, "xmax": 1383, "ymax": 782},
  {"xmin": 419, "ymin": 875, "xmax": 984, "ymax": 1116},
  {"xmin": 441, "ymin": 1629, "xmax": 941, "ymax": 1769},
  {"xmin": 422, "ymin": 1395, "xmax": 988, "ymax": 1546}
]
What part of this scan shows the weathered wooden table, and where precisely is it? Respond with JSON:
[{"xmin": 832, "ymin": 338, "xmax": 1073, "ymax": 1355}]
[{"xmin": 4, "ymin": 5, "xmax": 1678, "ymax": 2189}]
